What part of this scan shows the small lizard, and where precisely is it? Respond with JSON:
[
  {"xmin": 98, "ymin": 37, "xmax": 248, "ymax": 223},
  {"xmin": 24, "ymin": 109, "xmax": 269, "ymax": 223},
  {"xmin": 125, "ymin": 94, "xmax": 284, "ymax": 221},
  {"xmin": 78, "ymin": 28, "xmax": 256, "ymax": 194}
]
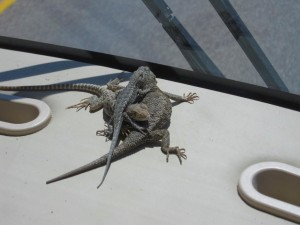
[
  {"xmin": 0, "ymin": 69, "xmax": 199, "ymax": 187},
  {"xmin": 46, "ymin": 71, "xmax": 199, "ymax": 187},
  {"xmin": 0, "ymin": 82, "xmax": 150, "ymax": 128},
  {"xmin": 97, "ymin": 66, "xmax": 157, "ymax": 188}
]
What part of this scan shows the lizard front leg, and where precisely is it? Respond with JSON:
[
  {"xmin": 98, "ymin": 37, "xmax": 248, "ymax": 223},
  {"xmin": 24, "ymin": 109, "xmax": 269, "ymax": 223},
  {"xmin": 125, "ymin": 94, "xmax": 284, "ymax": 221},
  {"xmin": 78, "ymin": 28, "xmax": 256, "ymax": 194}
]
[
  {"xmin": 96, "ymin": 123, "xmax": 113, "ymax": 141},
  {"xmin": 97, "ymin": 123, "xmax": 133, "ymax": 141},
  {"xmin": 67, "ymin": 95, "xmax": 104, "ymax": 112},
  {"xmin": 163, "ymin": 92, "xmax": 199, "ymax": 104}
]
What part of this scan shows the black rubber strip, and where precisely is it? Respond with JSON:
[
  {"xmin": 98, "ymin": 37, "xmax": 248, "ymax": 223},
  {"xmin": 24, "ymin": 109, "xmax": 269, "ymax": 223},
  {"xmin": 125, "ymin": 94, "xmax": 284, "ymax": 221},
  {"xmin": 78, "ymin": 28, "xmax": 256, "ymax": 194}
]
[{"xmin": 0, "ymin": 35, "xmax": 299, "ymax": 111}]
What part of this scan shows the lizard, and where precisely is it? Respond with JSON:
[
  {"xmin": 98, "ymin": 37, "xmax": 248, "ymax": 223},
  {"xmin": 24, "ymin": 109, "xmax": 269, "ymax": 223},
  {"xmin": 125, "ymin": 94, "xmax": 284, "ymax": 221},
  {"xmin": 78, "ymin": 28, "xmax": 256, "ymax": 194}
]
[
  {"xmin": 0, "ymin": 81, "xmax": 151, "ymax": 132},
  {"xmin": 46, "ymin": 69, "xmax": 199, "ymax": 187},
  {"xmin": 96, "ymin": 66, "xmax": 158, "ymax": 188},
  {"xmin": 0, "ymin": 68, "xmax": 198, "ymax": 187},
  {"xmin": 0, "ymin": 75, "xmax": 196, "ymax": 139}
]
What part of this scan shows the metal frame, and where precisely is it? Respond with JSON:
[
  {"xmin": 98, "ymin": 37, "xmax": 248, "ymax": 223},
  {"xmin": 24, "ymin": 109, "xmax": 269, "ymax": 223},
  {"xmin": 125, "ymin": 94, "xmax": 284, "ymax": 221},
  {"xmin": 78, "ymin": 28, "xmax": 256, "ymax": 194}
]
[{"xmin": 0, "ymin": 36, "xmax": 299, "ymax": 111}]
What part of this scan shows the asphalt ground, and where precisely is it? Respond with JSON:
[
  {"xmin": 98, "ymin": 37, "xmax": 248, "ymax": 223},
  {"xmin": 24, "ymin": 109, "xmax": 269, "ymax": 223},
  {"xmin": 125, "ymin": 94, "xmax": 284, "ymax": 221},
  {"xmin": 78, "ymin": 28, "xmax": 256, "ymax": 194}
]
[{"xmin": 0, "ymin": 0, "xmax": 299, "ymax": 94}]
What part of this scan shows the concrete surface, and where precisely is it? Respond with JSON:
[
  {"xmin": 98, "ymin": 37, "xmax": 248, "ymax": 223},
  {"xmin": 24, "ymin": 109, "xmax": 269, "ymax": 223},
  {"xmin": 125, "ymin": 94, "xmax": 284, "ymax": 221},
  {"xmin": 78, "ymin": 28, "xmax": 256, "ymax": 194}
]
[
  {"xmin": 0, "ymin": 49, "xmax": 300, "ymax": 224},
  {"xmin": 0, "ymin": 1, "xmax": 299, "ymax": 94}
]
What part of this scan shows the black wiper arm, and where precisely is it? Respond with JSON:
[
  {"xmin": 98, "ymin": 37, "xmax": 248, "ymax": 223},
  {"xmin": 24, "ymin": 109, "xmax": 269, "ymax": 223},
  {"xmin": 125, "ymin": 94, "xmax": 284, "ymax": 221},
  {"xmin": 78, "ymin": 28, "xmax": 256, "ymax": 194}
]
[{"xmin": 142, "ymin": 0, "xmax": 224, "ymax": 78}]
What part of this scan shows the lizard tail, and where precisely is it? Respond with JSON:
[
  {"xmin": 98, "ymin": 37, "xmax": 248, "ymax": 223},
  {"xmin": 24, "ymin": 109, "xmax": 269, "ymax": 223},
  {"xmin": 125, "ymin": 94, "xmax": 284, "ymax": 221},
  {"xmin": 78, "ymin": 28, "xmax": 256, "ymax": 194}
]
[
  {"xmin": 46, "ymin": 155, "xmax": 108, "ymax": 185},
  {"xmin": 97, "ymin": 121, "xmax": 122, "ymax": 189},
  {"xmin": 46, "ymin": 131, "xmax": 146, "ymax": 187},
  {"xmin": 0, "ymin": 83, "xmax": 103, "ymax": 95}
]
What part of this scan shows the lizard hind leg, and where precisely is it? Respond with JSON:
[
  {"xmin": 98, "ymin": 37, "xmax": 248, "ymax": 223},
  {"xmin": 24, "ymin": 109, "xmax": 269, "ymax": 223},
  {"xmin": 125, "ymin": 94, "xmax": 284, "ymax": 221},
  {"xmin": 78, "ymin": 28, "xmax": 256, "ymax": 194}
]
[
  {"xmin": 46, "ymin": 131, "xmax": 147, "ymax": 186},
  {"xmin": 153, "ymin": 129, "xmax": 187, "ymax": 165}
]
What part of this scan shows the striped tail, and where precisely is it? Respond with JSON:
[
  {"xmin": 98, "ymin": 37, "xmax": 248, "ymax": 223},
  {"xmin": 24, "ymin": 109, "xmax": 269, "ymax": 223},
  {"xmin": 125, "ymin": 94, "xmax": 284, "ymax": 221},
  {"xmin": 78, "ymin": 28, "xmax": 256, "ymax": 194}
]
[{"xmin": 0, "ymin": 83, "xmax": 103, "ymax": 95}]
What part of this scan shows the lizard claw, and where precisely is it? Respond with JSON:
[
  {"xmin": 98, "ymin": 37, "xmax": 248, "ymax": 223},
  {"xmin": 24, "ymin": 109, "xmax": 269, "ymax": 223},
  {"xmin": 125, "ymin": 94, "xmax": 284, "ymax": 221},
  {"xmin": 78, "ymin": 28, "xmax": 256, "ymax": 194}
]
[
  {"xmin": 96, "ymin": 129, "xmax": 110, "ymax": 141},
  {"xmin": 96, "ymin": 124, "xmax": 113, "ymax": 141},
  {"xmin": 183, "ymin": 92, "xmax": 199, "ymax": 104},
  {"xmin": 96, "ymin": 129, "xmax": 107, "ymax": 136},
  {"xmin": 122, "ymin": 128, "xmax": 131, "ymax": 137},
  {"xmin": 107, "ymin": 78, "xmax": 123, "ymax": 91},
  {"xmin": 67, "ymin": 96, "xmax": 103, "ymax": 113},
  {"xmin": 66, "ymin": 97, "xmax": 91, "ymax": 111},
  {"xmin": 165, "ymin": 146, "xmax": 187, "ymax": 165}
]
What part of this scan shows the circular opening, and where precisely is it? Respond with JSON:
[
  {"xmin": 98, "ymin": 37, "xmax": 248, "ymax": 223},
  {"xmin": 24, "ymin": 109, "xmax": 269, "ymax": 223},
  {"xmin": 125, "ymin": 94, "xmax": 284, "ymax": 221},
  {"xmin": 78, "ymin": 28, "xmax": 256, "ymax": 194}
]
[
  {"xmin": 0, "ymin": 99, "xmax": 39, "ymax": 124},
  {"xmin": 253, "ymin": 169, "xmax": 300, "ymax": 207}
]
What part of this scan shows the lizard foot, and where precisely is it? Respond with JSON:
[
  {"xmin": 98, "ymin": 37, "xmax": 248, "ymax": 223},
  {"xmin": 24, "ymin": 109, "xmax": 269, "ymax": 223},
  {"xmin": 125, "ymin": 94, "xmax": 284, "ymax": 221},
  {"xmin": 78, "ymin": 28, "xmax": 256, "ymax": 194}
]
[
  {"xmin": 66, "ymin": 97, "xmax": 91, "ymax": 111},
  {"xmin": 165, "ymin": 146, "xmax": 187, "ymax": 165},
  {"xmin": 121, "ymin": 126, "xmax": 132, "ymax": 138},
  {"xmin": 107, "ymin": 78, "xmax": 123, "ymax": 91},
  {"xmin": 96, "ymin": 129, "xmax": 107, "ymax": 136},
  {"xmin": 67, "ymin": 95, "xmax": 102, "ymax": 112},
  {"xmin": 96, "ymin": 129, "xmax": 111, "ymax": 141},
  {"xmin": 183, "ymin": 92, "xmax": 199, "ymax": 104},
  {"xmin": 96, "ymin": 124, "xmax": 113, "ymax": 141}
]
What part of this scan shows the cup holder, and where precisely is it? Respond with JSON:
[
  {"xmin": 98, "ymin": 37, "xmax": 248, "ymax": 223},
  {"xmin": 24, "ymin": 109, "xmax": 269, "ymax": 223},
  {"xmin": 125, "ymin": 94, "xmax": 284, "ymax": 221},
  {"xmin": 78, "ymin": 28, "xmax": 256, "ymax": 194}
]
[
  {"xmin": 238, "ymin": 162, "xmax": 300, "ymax": 223},
  {"xmin": 0, "ymin": 94, "xmax": 51, "ymax": 136}
]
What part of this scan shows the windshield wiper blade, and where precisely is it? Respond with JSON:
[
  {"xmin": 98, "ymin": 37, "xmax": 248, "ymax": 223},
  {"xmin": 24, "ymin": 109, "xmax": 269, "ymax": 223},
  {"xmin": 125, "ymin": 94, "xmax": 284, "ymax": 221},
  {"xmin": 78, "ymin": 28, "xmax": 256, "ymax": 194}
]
[{"xmin": 142, "ymin": 0, "xmax": 224, "ymax": 78}]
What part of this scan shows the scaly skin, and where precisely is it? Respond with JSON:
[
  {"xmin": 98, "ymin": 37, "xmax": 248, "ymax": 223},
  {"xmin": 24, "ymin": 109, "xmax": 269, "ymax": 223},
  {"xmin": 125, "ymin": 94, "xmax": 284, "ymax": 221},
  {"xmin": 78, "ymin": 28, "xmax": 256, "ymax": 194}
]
[
  {"xmin": 0, "ymin": 81, "xmax": 151, "ymax": 123},
  {"xmin": 0, "ymin": 70, "xmax": 199, "ymax": 188},
  {"xmin": 0, "ymin": 83, "xmax": 112, "ymax": 112},
  {"xmin": 46, "ymin": 76, "xmax": 199, "ymax": 187},
  {"xmin": 98, "ymin": 66, "xmax": 157, "ymax": 188},
  {"xmin": 0, "ymin": 83, "xmax": 104, "ymax": 96}
]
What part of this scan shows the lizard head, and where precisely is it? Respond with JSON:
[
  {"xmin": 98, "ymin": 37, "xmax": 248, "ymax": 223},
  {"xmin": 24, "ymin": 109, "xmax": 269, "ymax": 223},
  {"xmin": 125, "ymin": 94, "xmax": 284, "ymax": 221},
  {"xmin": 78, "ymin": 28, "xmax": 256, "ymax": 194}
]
[
  {"xmin": 134, "ymin": 66, "xmax": 157, "ymax": 89},
  {"xmin": 126, "ymin": 103, "xmax": 150, "ymax": 121}
]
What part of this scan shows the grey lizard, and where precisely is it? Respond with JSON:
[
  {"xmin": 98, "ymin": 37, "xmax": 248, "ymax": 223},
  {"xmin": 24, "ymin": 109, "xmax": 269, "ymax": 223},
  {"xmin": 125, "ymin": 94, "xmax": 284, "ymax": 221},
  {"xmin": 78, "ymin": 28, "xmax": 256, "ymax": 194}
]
[
  {"xmin": 97, "ymin": 66, "xmax": 157, "ymax": 188},
  {"xmin": 46, "ymin": 70, "xmax": 199, "ymax": 187},
  {"xmin": 0, "ymin": 69, "xmax": 199, "ymax": 187},
  {"xmin": 0, "ymin": 82, "xmax": 150, "ymax": 128}
]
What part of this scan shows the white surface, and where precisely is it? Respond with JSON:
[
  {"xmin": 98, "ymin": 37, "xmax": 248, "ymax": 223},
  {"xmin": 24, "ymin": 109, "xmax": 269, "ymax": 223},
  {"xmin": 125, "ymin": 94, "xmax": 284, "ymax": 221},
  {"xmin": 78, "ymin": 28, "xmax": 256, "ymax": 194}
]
[
  {"xmin": 238, "ymin": 162, "xmax": 300, "ymax": 223},
  {"xmin": 0, "ymin": 94, "xmax": 51, "ymax": 136},
  {"xmin": 1, "ymin": 49, "xmax": 300, "ymax": 225}
]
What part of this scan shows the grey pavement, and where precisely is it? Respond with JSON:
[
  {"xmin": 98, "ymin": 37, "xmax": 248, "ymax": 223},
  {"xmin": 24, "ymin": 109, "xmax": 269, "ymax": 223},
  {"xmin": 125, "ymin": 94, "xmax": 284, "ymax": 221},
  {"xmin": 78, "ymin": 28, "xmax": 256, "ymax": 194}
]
[{"xmin": 0, "ymin": 0, "xmax": 299, "ymax": 94}]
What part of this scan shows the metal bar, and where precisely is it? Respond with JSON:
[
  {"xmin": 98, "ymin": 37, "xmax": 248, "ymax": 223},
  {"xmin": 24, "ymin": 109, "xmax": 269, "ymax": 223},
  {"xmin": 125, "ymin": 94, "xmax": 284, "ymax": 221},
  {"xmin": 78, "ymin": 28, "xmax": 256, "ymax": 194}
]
[
  {"xmin": 142, "ymin": 0, "xmax": 224, "ymax": 77},
  {"xmin": 0, "ymin": 35, "xmax": 299, "ymax": 111},
  {"xmin": 209, "ymin": 0, "xmax": 288, "ymax": 92}
]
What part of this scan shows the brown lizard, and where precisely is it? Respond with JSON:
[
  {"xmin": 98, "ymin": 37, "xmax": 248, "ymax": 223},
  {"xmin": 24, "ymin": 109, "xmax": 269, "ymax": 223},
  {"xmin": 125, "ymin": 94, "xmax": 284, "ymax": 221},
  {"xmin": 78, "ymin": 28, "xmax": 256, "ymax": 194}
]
[{"xmin": 46, "ymin": 69, "xmax": 199, "ymax": 186}]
